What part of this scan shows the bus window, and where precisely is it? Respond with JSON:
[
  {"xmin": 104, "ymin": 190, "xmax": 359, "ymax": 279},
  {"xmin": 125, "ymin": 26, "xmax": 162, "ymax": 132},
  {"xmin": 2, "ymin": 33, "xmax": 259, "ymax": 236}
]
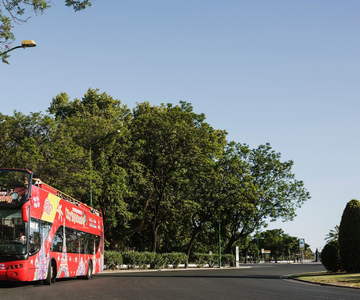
[
  {"xmin": 29, "ymin": 218, "xmax": 51, "ymax": 256},
  {"xmin": 78, "ymin": 231, "xmax": 85, "ymax": 254},
  {"xmin": 94, "ymin": 236, "xmax": 100, "ymax": 254},
  {"xmin": 66, "ymin": 227, "xmax": 78, "ymax": 253},
  {"xmin": 0, "ymin": 209, "xmax": 27, "ymax": 257},
  {"xmin": 51, "ymin": 226, "xmax": 64, "ymax": 252},
  {"xmin": 29, "ymin": 218, "xmax": 40, "ymax": 255}
]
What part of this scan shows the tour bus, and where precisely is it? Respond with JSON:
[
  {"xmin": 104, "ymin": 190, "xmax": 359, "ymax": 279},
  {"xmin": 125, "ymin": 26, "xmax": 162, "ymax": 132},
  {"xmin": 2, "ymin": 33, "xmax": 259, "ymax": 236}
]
[{"xmin": 0, "ymin": 168, "xmax": 104, "ymax": 284}]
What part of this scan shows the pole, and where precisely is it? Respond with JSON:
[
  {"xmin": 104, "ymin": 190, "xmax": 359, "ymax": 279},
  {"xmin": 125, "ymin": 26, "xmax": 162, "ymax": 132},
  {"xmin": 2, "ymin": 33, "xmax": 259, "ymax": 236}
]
[
  {"xmin": 218, "ymin": 210, "xmax": 221, "ymax": 268},
  {"xmin": 0, "ymin": 45, "xmax": 23, "ymax": 57},
  {"xmin": 89, "ymin": 145, "xmax": 93, "ymax": 206}
]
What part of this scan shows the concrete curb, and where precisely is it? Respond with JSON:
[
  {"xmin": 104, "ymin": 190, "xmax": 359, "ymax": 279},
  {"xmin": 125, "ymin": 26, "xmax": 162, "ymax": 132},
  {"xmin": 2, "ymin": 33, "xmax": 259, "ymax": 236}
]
[
  {"xmin": 286, "ymin": 275, "xmax": 360, "ymax": 290},
  {"xmin": 100, "ymin": 266, "xmax": 252, "ymax": 274}
]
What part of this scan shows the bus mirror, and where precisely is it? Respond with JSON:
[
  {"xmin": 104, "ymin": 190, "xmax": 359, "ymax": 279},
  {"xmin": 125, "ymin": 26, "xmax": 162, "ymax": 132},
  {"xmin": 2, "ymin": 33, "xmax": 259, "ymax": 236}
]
[{"xmin": 22, "ymin": 201, "xmax": 30, "ymax": 222}]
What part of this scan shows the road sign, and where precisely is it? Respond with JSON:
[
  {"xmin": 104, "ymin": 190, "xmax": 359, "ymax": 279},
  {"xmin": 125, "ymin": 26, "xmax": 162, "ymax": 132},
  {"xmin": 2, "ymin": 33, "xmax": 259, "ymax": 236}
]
[{"xmin": 299, "ymin": 238, "xmax": 305, "ymax": 249}]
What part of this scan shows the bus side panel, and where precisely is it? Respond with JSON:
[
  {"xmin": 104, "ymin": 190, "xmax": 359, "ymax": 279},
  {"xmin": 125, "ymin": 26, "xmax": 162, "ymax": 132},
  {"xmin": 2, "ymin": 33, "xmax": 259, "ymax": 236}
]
[
  {"xmin": 28, "ymin": 186, "xmax": 55, "ymax": 281},
  {"xmin": 28, "ymin": 186, "xmax": 104, "ymax": 281}
]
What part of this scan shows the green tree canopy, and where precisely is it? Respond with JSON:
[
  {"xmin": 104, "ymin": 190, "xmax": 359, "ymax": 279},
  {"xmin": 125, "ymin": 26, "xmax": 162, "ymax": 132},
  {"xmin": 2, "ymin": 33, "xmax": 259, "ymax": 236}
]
[
  {"xmin": 48, "ymin": 88, "xmax": 131, "ymax": 245},
  {"xmin": 325, "ymin": 225, "xmax": 339, "ymax": 243},
  {"xmin": 339, "ymin": 199, "xmax": 360, "ymax": 273},
  {"xmin": 0, "ymin": 88, "xmax": 310, "ymax": 256},
  {"xmin": 220, "ymin": 142, "xmax": 310, "ymax": 254},
  {"xmin": 124, "ymin": 101, "xmax": 226, "ymax": 252}
]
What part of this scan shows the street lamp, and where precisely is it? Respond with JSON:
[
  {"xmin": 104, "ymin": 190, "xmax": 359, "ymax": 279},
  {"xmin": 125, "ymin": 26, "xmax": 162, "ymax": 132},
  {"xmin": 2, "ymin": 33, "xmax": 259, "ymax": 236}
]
[
  {"xmin": 257, "ymin": 235, "xmax": 260, "ymax": 263},
  {"xmin": 256, "ymin": 233, "xmax": 264, "ymax": 263},
  {"xmin": 0, "ymin": 40, "xmax": 37, "ymax": 57},
  {"xmin": 218, "ymin": 209, "xmax": 221, "ymax": 268},
  {"xmin": 89, "ymin": 130, "xmax": 120, "ymax": 206}
]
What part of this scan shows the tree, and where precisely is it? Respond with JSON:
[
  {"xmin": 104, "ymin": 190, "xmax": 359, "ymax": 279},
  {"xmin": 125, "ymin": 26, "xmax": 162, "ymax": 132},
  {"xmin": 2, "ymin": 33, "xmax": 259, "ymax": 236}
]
[
  {"xmin": 0, "ymin": 0, "xmax": 92, "ymax": 63},
  {"xmin": 257, "ymin": 229, "xmax": 288, "ymax": 262},
  {"xmin": 179, "ymin": 160, "xmax": 226, "ymax": 265},
  {"xmin": 325, "ymin": 225, "xmax": 339, "ymax": 243},
  {"xmin": 48, "ymin": 88, "xmax": 132, "ymax": 247},
  {"xmin": 124, "ymin": 101, "xmax": 226, "ymax": 252},
  {"xmin": 339, "ymin": 199, "xmax": 360, "ymax": 273},
  {"xmin": 0, "ymin": 110, "xmax": 93, "ymax": 200},
  {"xmin": 249, "ymin": 230, "xmax": 301, "ymax": 263},
  {"xmin": 321, "ymin": 240, "xmax": 341, "ymax": 272},
  {"xmin": 221, "ymin": 142, "xmax": 310, "ymax": 255}
]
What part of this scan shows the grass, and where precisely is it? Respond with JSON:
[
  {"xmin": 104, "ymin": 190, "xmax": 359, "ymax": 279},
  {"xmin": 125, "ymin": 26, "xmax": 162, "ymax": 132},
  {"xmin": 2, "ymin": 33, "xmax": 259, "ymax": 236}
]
[{"xmin": 291, "ymin": 271, "xmax": 360, "ymax": 288}]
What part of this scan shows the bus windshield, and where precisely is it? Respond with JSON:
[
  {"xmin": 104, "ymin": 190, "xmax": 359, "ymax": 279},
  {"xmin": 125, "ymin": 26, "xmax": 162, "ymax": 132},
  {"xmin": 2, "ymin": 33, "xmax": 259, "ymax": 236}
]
[
  {"xmin": 0, "ymin": 209, "xmax": 27, "ymax": 260},
  {"xmin": 0, "ymin": 169, "xmax": 31, "ymax": 204}
]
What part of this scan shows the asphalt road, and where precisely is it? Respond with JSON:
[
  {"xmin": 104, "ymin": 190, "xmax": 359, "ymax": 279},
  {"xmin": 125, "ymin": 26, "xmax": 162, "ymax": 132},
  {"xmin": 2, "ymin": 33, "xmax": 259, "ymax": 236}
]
[{"xmin": 0, "ymin": 263, "xmax": 359, "ymax": 300}]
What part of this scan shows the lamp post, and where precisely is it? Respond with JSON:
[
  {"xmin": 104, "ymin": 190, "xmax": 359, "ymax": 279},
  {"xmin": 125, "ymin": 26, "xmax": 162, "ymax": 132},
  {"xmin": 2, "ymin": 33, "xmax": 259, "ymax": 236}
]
[
  {"xmin": 256, "ymin": 233, "xmax": 264, "ymax": 263},
  {"xmin": 89, "ymin": 129, "xmax": 120, "ymax": 206},
  {"xmin": 0, "ymin": 40, "xmax": 36, "ymax": 57},
  {"xmin": 218, "ymin": 199, "xmax": 222, "ymax": 268},
  {"xmin": 257, "ymin": 235, "xmax": 260, "ymax": 263},
  {"xmin": 218, "ymin": 210, "xmax": 221, "ymax": 268}
]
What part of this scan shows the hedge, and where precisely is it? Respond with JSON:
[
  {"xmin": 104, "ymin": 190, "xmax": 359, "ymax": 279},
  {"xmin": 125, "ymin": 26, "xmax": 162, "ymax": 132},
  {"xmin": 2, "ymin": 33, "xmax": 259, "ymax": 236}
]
[
  {"xmin": 104, "ymin": 251, "xmax": 123, "ymax": 270},
  {"xmin": 191, "ymin": 253, "xmax": 235, "ymax": 267},
  {"xmin": 321, "ymin": 240, "xmax": 341, "ymax": 272},
  {"xmin": 104, "ymin": 251, "xmax": 235, "ymax": 269}
]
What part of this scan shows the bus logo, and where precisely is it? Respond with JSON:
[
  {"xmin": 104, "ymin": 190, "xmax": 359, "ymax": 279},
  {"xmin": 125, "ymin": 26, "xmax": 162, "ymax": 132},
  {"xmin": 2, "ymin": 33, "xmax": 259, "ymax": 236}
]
[{"xmin": 44, "ymin": 198, "xmax": 53, "ymax": 216}]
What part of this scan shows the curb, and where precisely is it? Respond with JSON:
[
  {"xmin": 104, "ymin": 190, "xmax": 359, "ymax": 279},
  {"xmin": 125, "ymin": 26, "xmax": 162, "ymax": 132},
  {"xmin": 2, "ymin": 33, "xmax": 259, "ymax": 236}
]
[
  {"xmin": 100, "ymin": 266, "xmax": 252, "ymax": 274},
  {"xmin": 286, "ymin": 275, "xmax": 360, "ymax": 290}
]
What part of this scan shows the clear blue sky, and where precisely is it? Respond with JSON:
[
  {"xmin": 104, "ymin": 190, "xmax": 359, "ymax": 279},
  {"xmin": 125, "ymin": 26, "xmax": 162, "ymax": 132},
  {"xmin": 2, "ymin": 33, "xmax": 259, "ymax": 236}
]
[{"xmin": 2, "ymin": 0, "xmax": 360, "ymax": 252}]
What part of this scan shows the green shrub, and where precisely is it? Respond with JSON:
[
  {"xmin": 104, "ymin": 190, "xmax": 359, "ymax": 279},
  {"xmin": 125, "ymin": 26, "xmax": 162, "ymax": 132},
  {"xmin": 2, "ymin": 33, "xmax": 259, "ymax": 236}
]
[
  {"xmin": 204, "ymin": 254, "xmax": 216, "ymax": 268},
  {"xmin": 122, "ymin": 251, "xmax": 147, "ymax": 269},
  {"xmin": 104, "ymin": 251, "xmax": 123, "ymax": 270},
  {"xmin": 143, "ymin": 251, "xmax": 156, "ymax": 267},
  {"xmin": 339, "ymin": 199, "xmax": 360, "ymax": 273},
  {"xmin": 321, "ymin": 240, "xmax": 341, "ymax": 272},
  {"xmin": 193, "ymin": 253, "xmax": 207, "ymax": 267},
  {"xmin": 222, "ymin": 254, "xmax": 235, "ymax": 265},
  {"xmin": 162, "ymin": 253, "xmax": 187, "ymax": 268},
  {"xmin": 212, "ymin": 254, "xmax": 235, "ymax": 266},
  {"xmin": 150, "ymin": 253, "xmax": 165, "ymax": 269},
  {"xmin": 192, "ymin": 253, "xmax": 219, "ymax": 267}
]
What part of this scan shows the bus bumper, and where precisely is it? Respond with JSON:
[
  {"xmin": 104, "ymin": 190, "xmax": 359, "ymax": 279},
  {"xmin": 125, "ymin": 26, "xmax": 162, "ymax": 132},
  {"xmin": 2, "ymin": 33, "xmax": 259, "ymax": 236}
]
[{"xmin": 0, "ymin": 262, "xmax": 28, "ymax": 281}]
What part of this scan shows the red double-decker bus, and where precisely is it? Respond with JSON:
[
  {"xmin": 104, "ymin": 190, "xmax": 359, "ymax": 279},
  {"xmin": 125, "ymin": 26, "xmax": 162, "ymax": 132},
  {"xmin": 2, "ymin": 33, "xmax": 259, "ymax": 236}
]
[{"xmin": 0, "ymin": 168, "xmax": 104, "ymax": 284}]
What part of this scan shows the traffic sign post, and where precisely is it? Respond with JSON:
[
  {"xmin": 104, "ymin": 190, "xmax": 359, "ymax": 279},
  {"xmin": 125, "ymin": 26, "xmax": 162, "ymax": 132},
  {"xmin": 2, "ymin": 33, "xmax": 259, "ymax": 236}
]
[{"xmin": 298, "ymin": 238, "xmax": 305, "ymax": 263}]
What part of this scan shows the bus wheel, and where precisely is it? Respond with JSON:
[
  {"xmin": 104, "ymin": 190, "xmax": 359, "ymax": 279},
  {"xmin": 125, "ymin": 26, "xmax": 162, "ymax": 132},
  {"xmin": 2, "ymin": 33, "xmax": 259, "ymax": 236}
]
[
  {"xmin": 85, "ymin": 261, "xmax": 93, "ymax": 280},
  {"xmin": 51, "ymin": 260, "xmax": 57, "ymax": 283},
  {"xmin": 44, "ymin": 260, "xmax": 56, "ymax": 285},
  {"xmin": 44, "ymin": 262, "xmax": 52, "ymax": 285}
]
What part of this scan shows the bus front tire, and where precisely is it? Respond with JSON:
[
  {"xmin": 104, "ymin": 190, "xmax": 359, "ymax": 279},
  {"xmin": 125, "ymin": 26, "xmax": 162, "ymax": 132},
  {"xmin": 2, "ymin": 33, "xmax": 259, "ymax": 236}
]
[
  {"xmin": 44, "ymin": 260, "xmax": 56, "ymax": 285},
  {"xmin": 85, "ymin": 261, "xmax": 93, "ymax": 280},
  {"xmin": 44, "ymin": 262, "xmax": 52, "ymax": 285}
]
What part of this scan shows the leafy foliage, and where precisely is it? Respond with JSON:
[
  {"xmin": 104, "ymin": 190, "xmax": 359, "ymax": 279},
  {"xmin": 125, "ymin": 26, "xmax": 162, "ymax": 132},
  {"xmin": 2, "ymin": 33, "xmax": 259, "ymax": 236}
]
[
  {"xmin": 47, "ymin": 88, "xmax": 131, "ymax": 247},
  {"xmin": 321, "ymin": 240, "xmax": 341, "ymax": 272},
  {"xmin": 124, "ymin": 101, "xmax": 226, "ymax": 252},
  {"xmin": 219, "ymin": 142, "xmax": 310, "ymax": 255},
  {"xmin": 325, "ymin": 225, "xmax": 339, "ymax": 243},
  {"xmin": 0, "ymin": 0, "xmax": 91, "ymax": 63},
  {"xmin": 0, "ymin": 88, "xmax": 310, "ymax": 259},
  {"xmin": 104, "ymin": 251, "xmax": 123, "ymax": 270},
  {"xmin": 339, "ymin": 199, "xmax": 360, "ymax": 273},
  {"xmin": 255, "ymin": 229, "xmax": 303, "ymax": 262}
]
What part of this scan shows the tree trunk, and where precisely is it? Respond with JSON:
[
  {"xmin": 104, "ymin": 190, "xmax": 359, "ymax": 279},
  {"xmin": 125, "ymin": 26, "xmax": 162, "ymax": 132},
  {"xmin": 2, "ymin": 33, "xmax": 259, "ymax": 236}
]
[
  {"xmin": 151, "ymin": 224, "xmax": 158, "ymax": 252},
  {"xmin": 185, "ymin": 227, "xmax": 202, "ymax": 268}
]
